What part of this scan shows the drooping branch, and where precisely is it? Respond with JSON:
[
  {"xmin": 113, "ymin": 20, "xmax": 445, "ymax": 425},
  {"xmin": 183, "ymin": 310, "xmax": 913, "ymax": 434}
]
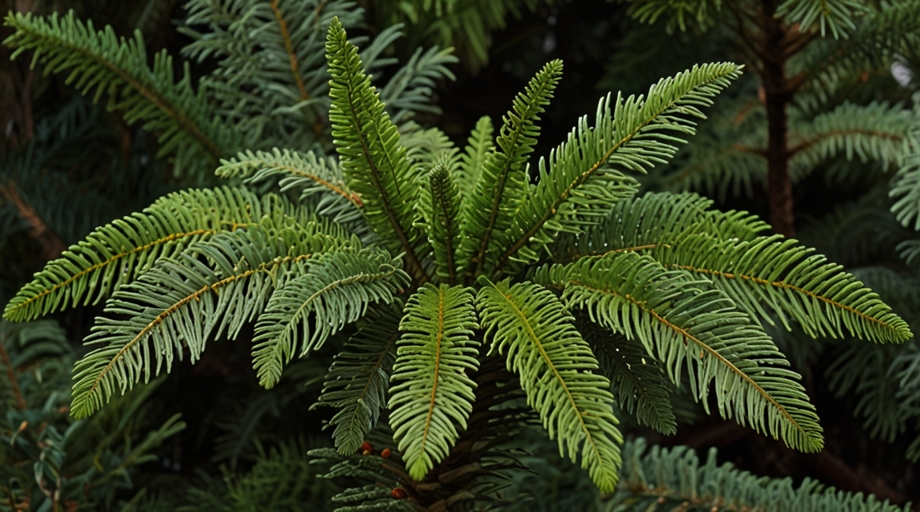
[
  {"xmin": 787, "ymin": 128, "xmax": 906, "ymax": 157},
  {"xmin": 269, "ymin": 0, "xmax": 325, "ymax": 135},
  {"xmin": 270, "ymin": 0, "xmax": 310, "ymax": 102}
]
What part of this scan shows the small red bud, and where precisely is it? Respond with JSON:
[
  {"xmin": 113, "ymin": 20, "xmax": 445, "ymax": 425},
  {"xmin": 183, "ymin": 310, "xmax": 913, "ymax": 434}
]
[
  {"xmin": 391, "ymin": 488, "xmax": 407, "ymax": 499},
  {"xmin": 360, "ymin": 441, "xmax": 373, "ymax": 453},
  {"xmin": 381, "ymin": 448, "xmax": 391, "ymax": 458}
]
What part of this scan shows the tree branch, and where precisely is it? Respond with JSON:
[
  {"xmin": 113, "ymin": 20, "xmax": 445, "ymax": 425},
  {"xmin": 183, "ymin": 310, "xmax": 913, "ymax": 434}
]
[
  {"xmin": 0, "ymin": 181, "xmax": 65, "ymax": 261},
  {"xmin": 787, "ymin": 128, "xmax": 905, "ymax": 157}
]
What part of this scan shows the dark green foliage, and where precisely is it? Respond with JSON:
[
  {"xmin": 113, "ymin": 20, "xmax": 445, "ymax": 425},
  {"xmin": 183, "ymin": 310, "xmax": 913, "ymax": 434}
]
[
  {"xmin": 654, "ymin": 97, "xmax": 915, "ymax": 201},
  {"xmin": 181, "ymin": 439, "xmax": 338, "ymax": 512},
  {"xmin": 3, "ymin": 11, "xmax": 241, "ymax": 177},
  {"xmin": 0, "ymin": 96, "xmax": 171, "ymax": 251},
  {"xmin": 1, "ymin": 319, "xmax": 184, "ymax": 511},
  {"xmin": 793, "ymin": 1, "xmax": 920, "ymax": 105},
  {"xmin": 207, "ymin": 357, "xmax": 329, "ymax": 466},
  {"xmin": 892, "ymin": 119, "xmax": 920, "ymax": 230},
  {"xmin": 892, "ymin": 343, "xmax": 920, "ymax": 461},
  {"xmin": 4, "ymin": 0, "xmax": 457, "ymax": 182},
  {"xmin": 613, "ymin": 0, "xmax": 920, "ymax": 203},
  {"xmin": 612, "ymin": 438, "xmax": 910, "ymax": 511},
  {"xmin": 308, "ymin": 428, "xmax": 416, "ymax": 511},
  {"xmin": 316, "ymin": 304, "xmax": 401, "ymax": 455},
  {"xmin": 579, "ymin": 322, "xmax": 677, "ymax": 435},
  {"xmin": 180, "ymin": 0, "xmax": 456, "ymax": 152}
]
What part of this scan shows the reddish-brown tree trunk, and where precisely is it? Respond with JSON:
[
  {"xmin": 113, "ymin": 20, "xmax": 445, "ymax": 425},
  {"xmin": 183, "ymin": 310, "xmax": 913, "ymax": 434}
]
[{"xmin": 760, "ymin": 1, "xmax": 795, "ymax": 236}]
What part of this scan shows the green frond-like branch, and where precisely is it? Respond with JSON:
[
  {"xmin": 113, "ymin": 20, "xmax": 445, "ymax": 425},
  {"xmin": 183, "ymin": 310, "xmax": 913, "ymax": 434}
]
[
  {"xmin": 3, "ymin": 187, "xmax": 312, "ymax": 322},
  {"xmin": 379, "ymin": 44, "xmax": 458, "ymax": 125},
  {"xmin": 457, "ymin": 60, "xmax": 563, "ymax": 279},
  {"xmin": 613, "ymin": 438, "xmax": 910, "ymax": 511},
  {"xmin": 3, "ymin": 11, "xmax": 240, "ymax": 176},
  {"xmin": 795, "ymin": 1, "xmax": 920, "ymax": 105},
  {"xmin": 553, "ymin": 192, "xmax": 911, "ymax": 344},
  {"xmin": 651, "ymin": 234, "xmax": 913, "ymax": 343},
  {"xmin": 70, "ymin": 220, "xmax": 358, "ymax": 419},
  {"xmin": 789, "ymin": 102, "xmax": 911, "ymax": 178},
  {"xmin": 325, "ymin": 18, "xmax": 427, "ymax": 283},
  {"xmin": 579, "ymin": 321, "xmax": 677, "ymax": 435},
  {"xmin": 402, "ymin": 126, "xmax": 460, "ymax": 172},
  {"xmin": 476, "ymin": 279, "xmax": 622, "ymax": 492},
  {"xmin": 309, "ymin": 432, "xmax": 414, "ymax": 511},
  {"xmin": 456, "ymin": 116, "xmax": 494, "ymax": 197},
  {"xmin": 181, "ymin": 0, "xmax": 364, "ymax": 150},
  {"xmin": 216, "ymin": 148, "xmax": 363, "ymax": 224},
  {"xmin": 420, "ymin": 164, "xmax": 463, "ymax": 284},
  {"xmin": 533, "ymin": 252, "xmax": 825, "ymax": 453},
  {"xmin": 331, "ymin": 486, "xmax": 416, "ymax": 512},
  {"xmin": 663, "ymin": 137, "xmax": 767, "ymax": 200},
  {"xmin": 775, "ymin": 0, "xmax": 866, "ymax": 38},
  {"xmin": 316, "ymin": 304, "xmax": 402, "ymax": 455},
  {"xmin": 653, "ymin": 92, "xmax": 766, "ymax": 200},
  {"xmin": 389, "ymin": 284, "xmax": 480, "ymax": 480},
  {"xmin": 554, "ymin": 191, "xmax": 768, "ymax": 263},
  {"xmin": 252, "ymin": 250, "xmax": 409, "ymax": 389},
  {"xmin": 497, "ymin": 62, "xmax": 742, "ymax": 275},
  {"xmin": 891, "ymin": 123, "xmax": 920, "ymax": 230}
]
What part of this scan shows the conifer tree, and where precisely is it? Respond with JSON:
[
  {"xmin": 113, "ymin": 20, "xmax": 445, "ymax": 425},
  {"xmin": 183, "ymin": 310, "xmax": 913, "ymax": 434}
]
[
  {"xmin": 610, "ymin": 0, "xmax": 920, "ymax": 476},
  {"xmin": 3, "ymin": 2, "xmax": 918, "ymax": 510},
  {"xmin": 5, "ymin": 5, "xmax": 917, "ymax": 508},
  {"xmin": 617, "ymin": 0, "xmax": 919, "ymax": 236}
]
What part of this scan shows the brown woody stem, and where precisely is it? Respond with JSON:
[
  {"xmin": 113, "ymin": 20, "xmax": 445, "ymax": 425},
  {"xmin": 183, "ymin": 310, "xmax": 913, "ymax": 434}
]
[{"xmin": 759, "ymin": 0, "xmax": 795, "ymax": 236}]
